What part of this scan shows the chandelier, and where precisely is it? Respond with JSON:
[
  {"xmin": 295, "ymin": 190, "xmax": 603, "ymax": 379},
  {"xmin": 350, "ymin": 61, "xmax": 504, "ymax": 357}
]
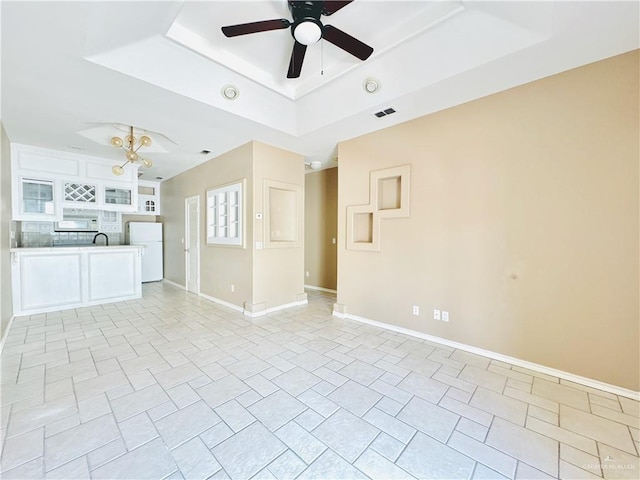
[{"xmin": 110, "ymin": 126, "xmax": 153, "ymax": 175}]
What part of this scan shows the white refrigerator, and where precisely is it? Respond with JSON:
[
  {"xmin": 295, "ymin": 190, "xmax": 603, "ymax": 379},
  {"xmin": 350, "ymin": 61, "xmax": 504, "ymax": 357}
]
[{"xmin": 126, "ymin": 222, "xmax": 163, "ymax": 282}]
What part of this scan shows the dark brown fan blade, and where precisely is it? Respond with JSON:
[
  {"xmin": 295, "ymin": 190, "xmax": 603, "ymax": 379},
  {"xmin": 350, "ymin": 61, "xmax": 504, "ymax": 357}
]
[
  {"xmin": 221, "ymin": 19, "xmax": 290, "ymax": 37},
  {"xmin": 287, "ymin": 41, "xmax": 307, "ymax": 78},
  {"xmin": 322, "ymin": 25, "xmax": 373, "ymax": 60},
  {"xmin": 322, "ymin": 1, "xmax": 354, "ymax": 16}
]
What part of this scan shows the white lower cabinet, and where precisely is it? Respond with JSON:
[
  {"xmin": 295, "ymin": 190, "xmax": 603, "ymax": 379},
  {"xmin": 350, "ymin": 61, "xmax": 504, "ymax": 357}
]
[
  {"xmin": 11, "ymin": 246, "xmax": 143, "ymax": 315},
  {"xmin": 87, "ymin": 250, "xmax": 138, "ymax": 302},
  {"xmin": 99, "ymin": 210, "xmax": 122, "ymax": 233},
  {"xmin": 18, "ymin": 253, "xmax": 83, "ymax": 311}
]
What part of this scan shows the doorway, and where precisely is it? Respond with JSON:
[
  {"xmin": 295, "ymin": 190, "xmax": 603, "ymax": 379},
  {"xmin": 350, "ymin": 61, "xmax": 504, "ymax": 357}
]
[{"xmin": 185, "ymin": 195, "xmax": 200, "ymax": 294}]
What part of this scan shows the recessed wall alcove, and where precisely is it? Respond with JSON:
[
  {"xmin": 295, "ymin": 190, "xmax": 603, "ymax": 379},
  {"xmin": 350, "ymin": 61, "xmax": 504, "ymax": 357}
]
[{"xmin": 346, "ymin": 164, "xmax": 410, "ymax": 252}]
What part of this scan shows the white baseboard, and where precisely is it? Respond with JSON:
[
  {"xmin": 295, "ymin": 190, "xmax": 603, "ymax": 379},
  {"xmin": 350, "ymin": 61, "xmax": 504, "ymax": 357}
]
[
  {"xmin": 198, "ymin": 292, "xmax": 245, "ymax": 314},
  {"xmin": 333, "ymin": 310, "xmax": 640, "ymax": 401},
  {"xmin": 0, "ymin": 315, "xmax": 16, "ymax": 355},
  {"xmin": 163, "ymin": 280, "xmax": 309, "ymax": 318},
  {"xmin": 244, "ymin": 299, "xmax": 309, "ymax": 318},
  {"xmin": 304, "ymin": 285, "xmax": 337, "ymax": 294},
  {"xmin": 162, "ymin": 278, "xmax": 186, "ymax": 290}
]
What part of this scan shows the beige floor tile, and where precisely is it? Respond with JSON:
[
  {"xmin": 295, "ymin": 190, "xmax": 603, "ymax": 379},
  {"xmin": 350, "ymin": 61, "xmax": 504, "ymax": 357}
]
[
  {"xmin": 439, "ymin": 395, "xmax": 494, "ymax": 427},
  {"xmin": 560, "ymin": 405, "xmax": 636, "ymax": 455},
  {"xmin": 456, "ymin": 417, "xmax": 489, "ymax": 442},
  {"xmin": 470, "ymin": 387, "xmax": 528, "ymax": 426},
  {"xmin": 450, "ymin": 350, "xmax": 491, "ymax": 369},
  {"xmin": 618, "ymin": 397, "xmax": 640, "ymax": 417},
  {"xmin": 486, "ymin": 417, "xmax": 559, "ymax": 477},
  {"xmin": 591, "ymin": 404, "xmax": 640, "ymax": 429},
  {"xmin": 527, "ymin": 416, "xmax": 598, "ymax": 455},
  {"xmin": 561, "ymin": 443, "xmax": 602, "ymax": 476},
  {"xmin": 504, "ymin": 386, "xmax": 560, "ymax": 413},
  {"xmin": 448, "ymin": 431, "xmax": 517, "ymax": 478},
  {"xmin": 559, "ymin": 379, "xmax": 619, "ymax": 400},
  {"xmin": 598, "ymin": 443, "xmax": 640, "ymax": 479},
  {"xmin": 532, "ymin": 378, "xmax": 590, "ymax": 411},
  {"xmin": 488, "ymin": 364, "xmax": 533, "ymax": 384},
  {"xmin": 0, "ymin": 427, "xmax": 44, "ymax": 472},
  {"xmin": 459, "ymin": 365, "xmax": 507, "ymax": 393},
  {"xmin": 2, "ymin": 285, "xmax": 638, "ymax": 480},
  {"xmin": 590, "ymin": 394, "xmax": 623, "ymax": 412},
  {"xmin": 559, "ymin": 460, "xmax": 603, "ymax": 479},
  {"xmin": 354, "ymin": 449, "xmax": 415, "ymax": 480},
  {"xmin": 528, "ymin": 404, "xmax": 558, "ymax": 425}
]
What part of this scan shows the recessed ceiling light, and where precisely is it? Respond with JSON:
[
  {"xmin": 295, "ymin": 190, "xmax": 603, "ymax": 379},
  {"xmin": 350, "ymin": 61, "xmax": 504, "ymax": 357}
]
[
  {"xmin": 221, "ymin": 85, "xmax": 239, "ymax": 100},
  {"xmin": 363, "ymin": 78, "xmax": 381, "ymax": 94}
]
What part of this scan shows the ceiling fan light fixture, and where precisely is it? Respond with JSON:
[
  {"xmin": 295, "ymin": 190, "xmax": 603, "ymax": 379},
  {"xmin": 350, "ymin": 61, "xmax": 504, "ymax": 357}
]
[
  {"xmin": 221, "ymin": 1, "xmax": 372, "ymax": 79},
  {"xmin": 363, "ymin": 77, "xmax": 381, "ymax": 94},
  {"xmin": 221, "ymin": 85, "xmax": 240, "ymax": 100},
  {"xmin": 293, "ymin": 20, "xmax": 322, "ymax": 45}
]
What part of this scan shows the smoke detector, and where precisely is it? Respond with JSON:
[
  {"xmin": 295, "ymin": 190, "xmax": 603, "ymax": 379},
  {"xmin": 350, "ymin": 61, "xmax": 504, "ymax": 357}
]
[{"xmin": 305, "ymin": 161, "xmax": 322, "ymax": 170}]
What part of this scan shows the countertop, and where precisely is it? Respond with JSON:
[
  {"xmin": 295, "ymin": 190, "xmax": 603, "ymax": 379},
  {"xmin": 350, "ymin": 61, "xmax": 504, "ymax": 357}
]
[{"xmin": 11, "ymin": 245, "xmax": 145, "ymax": 253}]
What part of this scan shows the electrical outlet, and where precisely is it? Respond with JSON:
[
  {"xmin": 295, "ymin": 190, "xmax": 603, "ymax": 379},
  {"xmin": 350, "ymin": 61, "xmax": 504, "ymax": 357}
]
[
  {"xmin": 412, "ymin": 305, "xmax": 420, "ymax": 316},
  {"xmin": 305, "ymin": 271, "xmax": 310, "ymax": 278},
  {"xmin": 231, "ymin": 284, "xmax": 235, "ymax": 293},
  {"xmin": 442, "ymin": 311, "xmax": 449, "ymax": 322},
  {"xmin": 433, "ymin": 309, "xmax": 441, "ymax": 321}
]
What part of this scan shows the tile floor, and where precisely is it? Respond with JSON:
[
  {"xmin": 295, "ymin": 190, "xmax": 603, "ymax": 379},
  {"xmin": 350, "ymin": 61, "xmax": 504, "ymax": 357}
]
[{"xmin": 1, "ymin": 282, "xmax": 638, "ymax": 479}]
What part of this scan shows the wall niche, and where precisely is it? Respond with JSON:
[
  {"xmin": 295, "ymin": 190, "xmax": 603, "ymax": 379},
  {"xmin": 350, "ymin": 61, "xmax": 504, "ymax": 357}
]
[
  {"xmin": 346, "ymin": 164, "xmax": 410, "ymax": 252},
  {"xmin": 263, "ymin": 179, "xmax": 302, "ymax": 248}
]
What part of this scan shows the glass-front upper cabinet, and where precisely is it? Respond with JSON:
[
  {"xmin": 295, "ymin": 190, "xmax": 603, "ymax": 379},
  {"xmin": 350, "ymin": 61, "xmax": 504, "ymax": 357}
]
[
  {"xmin": 20, "ymin": 178, "xmax": 56, "ymax": 218},
  {"xmin": 63, "ymin": 182, "xmax": 97, "ymax": 205},
  {"xmin": 104, "ymin": 187, "xmax": 132, "ymax": 206},
  {"xmin": 137, "ymin": 181, "xmax": 160, "ymax": 215}
]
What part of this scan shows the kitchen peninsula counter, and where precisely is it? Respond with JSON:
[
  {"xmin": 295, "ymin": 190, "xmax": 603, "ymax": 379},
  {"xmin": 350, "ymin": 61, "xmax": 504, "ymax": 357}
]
[{"xmin": 11, "ymin": 245, "xmax": 144, "ymax": 316}]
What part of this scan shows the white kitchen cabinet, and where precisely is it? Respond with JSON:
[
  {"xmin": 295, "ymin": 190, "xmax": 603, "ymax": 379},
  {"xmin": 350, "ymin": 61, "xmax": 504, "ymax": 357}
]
[
  {"xmin": 99, "ymin": 210, "xmax": 122, "ymax": 233},
  {"xmin": 11, "ymin": 246, "xmax": 143, "ymax": 315},
  {"xmin": 137, "ymin": 180, "xmax": 161, "ymax": 215},
  {"xmin": 11, "ymin": 143, "xmax": 140, "ymax": 219},
  {"xmin": 103, "ymin": 186, "xmax": 134, "ymax": 211},
  {"xmin": 63, "ymin": 182, "xmax": 98, "ymax": 206},
  {"xmin": 16, "ymin": 177, "xmax": 61, "ymax": 221}
]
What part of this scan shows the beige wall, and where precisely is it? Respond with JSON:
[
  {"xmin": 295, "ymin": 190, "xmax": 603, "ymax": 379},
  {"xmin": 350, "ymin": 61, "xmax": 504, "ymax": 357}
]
[
  {"xmin": 160, "ymin": 141, "xmax": 305, "ymax": 312},
  {"xmin": 161, "ymin": 142, "xmax": 254, "ymax": 305},
  {"xmin": 337, "ymin": 51, "xmax": 639, "ymax": 391},
  {"xmin": 252, "ymin": 142, "xmax": 306, "ymax": 309},
  {"xmin": 305, "ymin": 168, "xmax": 338, "ymax": 290},
  {"xmin": 1, "ymin": 123, "xmax": 13, "ymax": 341}
]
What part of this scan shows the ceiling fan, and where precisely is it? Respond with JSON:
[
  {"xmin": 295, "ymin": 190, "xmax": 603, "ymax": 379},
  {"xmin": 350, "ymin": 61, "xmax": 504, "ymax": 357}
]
[{"xmin": 221, "ymin": 1, "xmax": 373, "ymax": 79}]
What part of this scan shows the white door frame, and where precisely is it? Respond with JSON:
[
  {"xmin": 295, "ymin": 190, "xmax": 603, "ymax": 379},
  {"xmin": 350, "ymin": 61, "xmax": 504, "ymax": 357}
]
[{"xmin": 184, "ymin": 195, "xmax": 200, "ymax": 294}]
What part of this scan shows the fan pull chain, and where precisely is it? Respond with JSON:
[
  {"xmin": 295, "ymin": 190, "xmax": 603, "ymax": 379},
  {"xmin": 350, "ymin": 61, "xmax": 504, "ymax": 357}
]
[{"xmin": 321, "ymin": 37, "xmax": 324, "ymax": 76}]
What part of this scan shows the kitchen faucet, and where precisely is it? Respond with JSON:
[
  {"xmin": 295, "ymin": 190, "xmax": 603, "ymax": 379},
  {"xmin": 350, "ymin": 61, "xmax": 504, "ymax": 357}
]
[{"xmin": 93, "ymin": 233, "xmax": 109, "ymax": 246}]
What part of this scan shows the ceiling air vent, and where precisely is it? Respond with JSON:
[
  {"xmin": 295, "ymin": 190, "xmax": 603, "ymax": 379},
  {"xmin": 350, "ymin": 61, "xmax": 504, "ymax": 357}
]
[{"xmin": 374, "ymin": 107, "xmax": 396, "ymax": 118}]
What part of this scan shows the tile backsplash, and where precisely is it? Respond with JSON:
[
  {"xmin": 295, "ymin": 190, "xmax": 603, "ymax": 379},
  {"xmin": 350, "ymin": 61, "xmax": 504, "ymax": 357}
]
[{"xmin": 19, "ymin": 222, "xmax": 120, "ymax": 248}]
